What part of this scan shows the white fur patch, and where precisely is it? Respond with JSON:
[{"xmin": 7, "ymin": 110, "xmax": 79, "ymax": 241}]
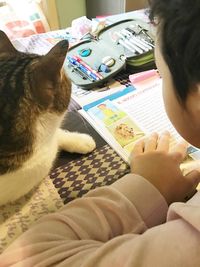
[
  {"xmin": 0, "ymin": 112, "xmax": 63, "ymax": 205},
  {"xmin": 0, "ymin": 112, "xmax": 96, "ymax": 206}
]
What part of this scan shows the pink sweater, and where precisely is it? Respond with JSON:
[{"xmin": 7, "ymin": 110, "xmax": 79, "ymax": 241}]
[{"xmin": 0, "ymin": 174, "xmax": 200, "ymax": 266}]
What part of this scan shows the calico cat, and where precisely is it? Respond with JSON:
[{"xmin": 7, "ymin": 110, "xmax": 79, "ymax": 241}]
[{"xmin": 0, "ymin": 31, "xmax": 96, "ymax": 206}]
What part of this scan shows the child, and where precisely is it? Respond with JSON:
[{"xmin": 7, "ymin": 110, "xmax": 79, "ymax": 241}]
[{"xmin": 1, "ymin": 0, "xmax": 200, "ymax": 266}]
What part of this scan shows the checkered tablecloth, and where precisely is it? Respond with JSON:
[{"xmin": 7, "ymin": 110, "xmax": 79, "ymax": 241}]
[{"xmin": 50, "ymin": 144, "xmax": 129, "ymax": 204}]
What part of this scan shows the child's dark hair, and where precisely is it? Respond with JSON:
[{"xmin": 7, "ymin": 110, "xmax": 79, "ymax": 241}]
[{"xmin": 148, "ymin": 0, "xmax": 200, "ymax": 103}]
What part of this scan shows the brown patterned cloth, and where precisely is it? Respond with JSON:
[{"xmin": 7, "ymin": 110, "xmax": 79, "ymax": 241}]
[
  {"xmin": 50, "ymin": 144, "xmax": 130, "ymax": 204},
  {"xmin": 0, "ymin": 176, "xmax": 64, "ymax": 253}
]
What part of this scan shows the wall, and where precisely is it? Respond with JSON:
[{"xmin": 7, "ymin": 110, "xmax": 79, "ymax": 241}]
[
  {"xmin": 86, "ymin": 0, "xmax": 124, "ymax": 18},
  {"xmin": 40, "ymin": 0, "xmax": 58, "ymax": 30},
  {"xmin": 40, "ymin": 0, "xmax": 86, "ymax": 30},
  {"xmin": 86, "ymin": 0, "xmax": 148, "ymax": 18},
  {"xmin": 56, "ymin": 0, "xmax": 86, "ymax": 29},
  {"xmin": 41, "ymin": 0, "xmax": 147, "ymax": 30},
  {"xmin": 126, "ymin": 0, "xmax": 148, "ymax": 11}
]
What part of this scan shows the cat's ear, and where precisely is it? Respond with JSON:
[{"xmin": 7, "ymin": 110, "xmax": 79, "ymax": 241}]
[
  {"xmin": 0, "ymin": 31, "xmax": 17, "ymax": 53},
  {"xmin": 40, "ymin": 39, "xmax": 69, "ymax": 77},
  {"xmin": 31, "ymin": 40, "xmax": 69, "ymax": 108}
]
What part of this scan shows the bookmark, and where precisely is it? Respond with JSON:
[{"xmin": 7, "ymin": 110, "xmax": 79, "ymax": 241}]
[{"xmin": 129, "ymin": 69, "xmax": 159, "ymax": 84}]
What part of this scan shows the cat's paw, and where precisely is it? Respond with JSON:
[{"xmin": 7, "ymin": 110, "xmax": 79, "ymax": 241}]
[
  {"xmin": 73, "ymin": 133, "xmax": 96, "ymax": 154},
  {"xmin": 60, "ymin": 132, "xmax": 96, "ymax": 154}
]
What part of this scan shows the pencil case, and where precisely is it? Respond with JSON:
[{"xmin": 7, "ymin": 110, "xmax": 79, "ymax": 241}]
[{"xmin": 64, "ymin": 19, "xmax": 155, "ymax": 89}]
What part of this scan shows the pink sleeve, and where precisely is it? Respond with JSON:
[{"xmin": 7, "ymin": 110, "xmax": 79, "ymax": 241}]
[{"xmin": 1, "ymin": 174, "xmax": 200, "ymax": 267}]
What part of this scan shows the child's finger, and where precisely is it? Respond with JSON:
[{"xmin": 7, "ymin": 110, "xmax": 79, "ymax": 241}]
[
  {"xmin": 144, "ymin": 132, "xmax": 158, "ymax": 152},
  {"xmin": 156, "ymin": 131, "xmax": 170, "ymax": 151},
  {"xmin": 170, "ymin": 141, "xmax": 188, "ymax": 162},
  {"xmin": 171, "ymin": 140, "xmax": 188, "ymax": 154},
  {"xmin": 183, "ymin": 170, "xmax": 200, "ymax": 201},
  {"xmin": 131, "ymin": 138, "xmax": 145, "ymax": 155}
]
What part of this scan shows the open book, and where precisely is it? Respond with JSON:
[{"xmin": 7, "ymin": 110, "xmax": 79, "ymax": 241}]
[{"xmin": 78, "ymin": 70, "xmax": 200, "ymax": 176}]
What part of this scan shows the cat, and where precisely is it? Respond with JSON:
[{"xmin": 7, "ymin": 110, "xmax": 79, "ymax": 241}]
[{"xmin": 0, "ymin": 31, "xmax": 96, "ymax": 206}]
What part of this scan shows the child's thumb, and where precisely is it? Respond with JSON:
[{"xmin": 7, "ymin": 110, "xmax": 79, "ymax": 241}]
[
  {"xmin": 185, "ymin": 170, "xmax": 200, "ymax": 186},
  {"xmin": 184, "ymin": 170, "xmax": 200, "ymax": 201},
  {"xmin": 185, "ymin": 170, "xmax": 200, "ymax": 185}
]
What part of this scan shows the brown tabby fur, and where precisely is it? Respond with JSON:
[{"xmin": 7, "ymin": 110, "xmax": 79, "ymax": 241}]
[{"xmin": 0, "ymin": 31, "xmax": 71, "ymax": 174}]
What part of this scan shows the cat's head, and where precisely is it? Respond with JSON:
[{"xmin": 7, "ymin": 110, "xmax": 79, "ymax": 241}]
[{"xmin": 0, "ymin": 30, "xmax": 71, "ymax": 112}]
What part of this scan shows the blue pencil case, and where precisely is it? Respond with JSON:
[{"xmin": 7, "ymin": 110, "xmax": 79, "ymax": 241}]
[{"xmin": 64, "ymin": 19, "xmax": 155, "ymax": 89}]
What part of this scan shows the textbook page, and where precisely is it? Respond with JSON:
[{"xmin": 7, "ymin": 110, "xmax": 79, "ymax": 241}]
[
  {"xmin": 71, "ymin": 71, "xmax": 132, "ymax": 107},
  {"xmin": 71, "ymin": 82, "xmax": 125, "ymax": 107},
  {"xmin": 79, "ymin": 75, "xmax": 200, "ymax": 164}
]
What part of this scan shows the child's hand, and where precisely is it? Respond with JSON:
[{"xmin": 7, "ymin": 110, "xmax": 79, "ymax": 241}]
[{"xmin": 130, "ymin": 132, "xmax": 200, "ymax": 204}]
